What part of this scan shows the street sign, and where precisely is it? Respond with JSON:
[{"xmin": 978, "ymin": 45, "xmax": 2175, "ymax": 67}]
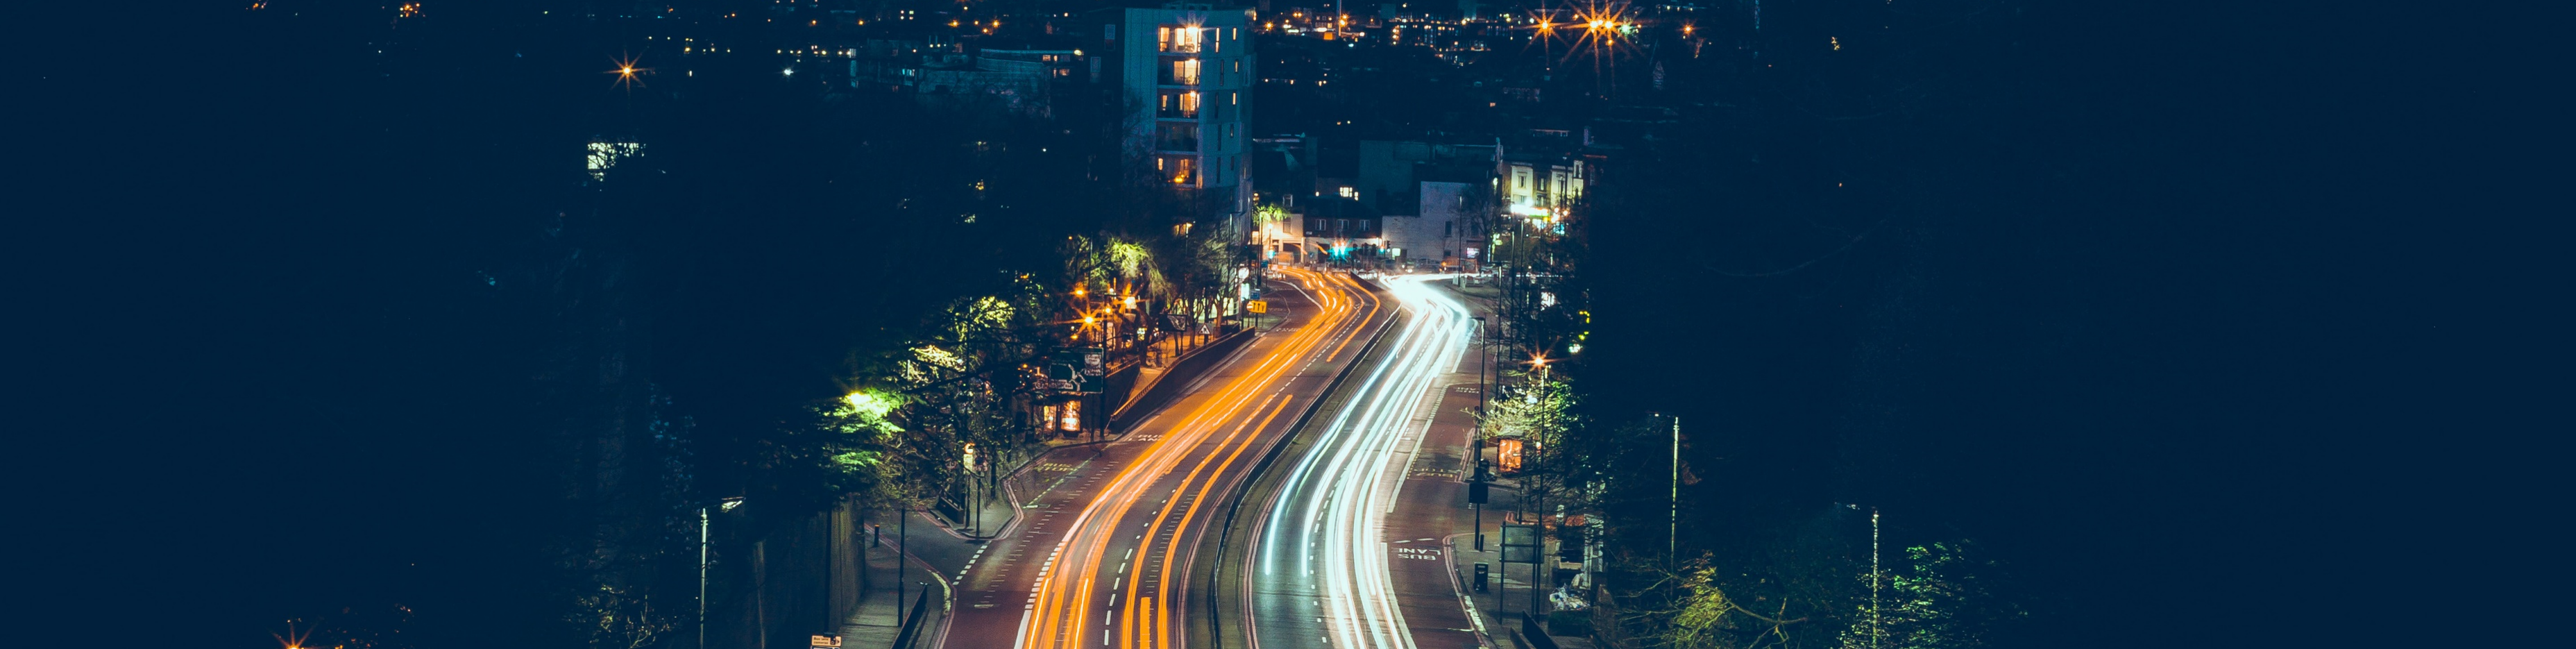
[
  {"xmin": 1049, "ymin": 347, "xmax": 1106, "ymax": 393},
  {"xmin": 1246, "ymin": 299, "xmax": 1269, "ymax": 314},
  {"xmin": 809, "ymin": 635, "xmax": 842, "ymax": 648},
  {"xmin": 1468, "ymin": 480, "xmax": 1489, "ymax": 504},
  {"xmin": 1500, "ymin": 523, "xmax": 1540, "ymax": 564}
]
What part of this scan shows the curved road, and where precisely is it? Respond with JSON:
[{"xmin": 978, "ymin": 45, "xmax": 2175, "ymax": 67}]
[
  {"xmin": 934, "ymin": 268, "xmax": 1388, "ymax": 649},
  {"xmin": 1244, "ymin": 276, "xmax": 1479, "ymax": 649}
]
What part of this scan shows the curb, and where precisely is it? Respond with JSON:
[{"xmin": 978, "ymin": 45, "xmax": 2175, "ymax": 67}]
[
  {"xmin": 899, "ymin": 545, "xmax": 955, "ymax": 649},
  {"xmin": 1444, "ymin": 532, "xmax": 1501, "ymax": 649}
]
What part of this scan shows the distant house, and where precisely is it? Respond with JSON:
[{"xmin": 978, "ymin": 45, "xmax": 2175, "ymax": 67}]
[{"xmin": 1355, "ymin": 140, "xmax": 1500, "ymax": 269}]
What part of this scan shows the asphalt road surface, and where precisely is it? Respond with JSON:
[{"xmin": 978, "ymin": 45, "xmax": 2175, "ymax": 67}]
[
  {"xmin": 1244, "ymin": 276, "xmax": 1479, "ymax": 649},
  {"xmin": 934, "ymin": 268, "xmax": 1388, "ymax": 649}
]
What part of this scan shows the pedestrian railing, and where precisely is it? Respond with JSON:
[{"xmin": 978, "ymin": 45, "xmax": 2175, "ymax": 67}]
[{"xmin": 890, "ymin": 589, "xmax": 932, "ymax": 649}]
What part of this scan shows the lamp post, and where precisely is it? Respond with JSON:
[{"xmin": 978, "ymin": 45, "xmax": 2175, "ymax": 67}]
[
  {"xmin": 1518, "ymin": 351, "xmax": 1553, "ymax": 562},
  {"xmin": 1471, "ymin": 315, "xmax": 1489, "ymax": 551},
  {"xmin": 899, "ymin": 500, "xmax": 909, "ymax": 622},
  {"xmin": 699, "ymin": 507, "xmax": 707, "ymax": 649},
  {"xmin": 701, "ymin": 496, "xmax": 743, "ymax": 649}
]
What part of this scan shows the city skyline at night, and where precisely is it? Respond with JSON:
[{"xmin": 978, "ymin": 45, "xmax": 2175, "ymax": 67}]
[{"xmin": 11, "ymin": 2, "xmax": 2544, "ymax": 649}]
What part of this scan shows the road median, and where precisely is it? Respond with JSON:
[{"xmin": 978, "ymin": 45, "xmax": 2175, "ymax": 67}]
[{"xmin": 1192, "ymin": 273, "xmax": 1402, "ymax": 649}]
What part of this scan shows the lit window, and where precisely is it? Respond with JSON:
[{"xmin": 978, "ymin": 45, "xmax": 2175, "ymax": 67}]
[{"xmin": 1339, "ymin": 186, "xmax": 1358, "ymax": 199}]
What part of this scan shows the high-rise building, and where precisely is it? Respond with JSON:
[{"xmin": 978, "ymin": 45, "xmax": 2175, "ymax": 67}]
[{"xmin": 1087, "ymin": 3, "xmax": 1258, "ymax": 239}]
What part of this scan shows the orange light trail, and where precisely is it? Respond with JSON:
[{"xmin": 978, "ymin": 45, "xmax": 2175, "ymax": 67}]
[{"xmin": 1019, "ymin": 268, "xmax": 1381, "ymax": 649}]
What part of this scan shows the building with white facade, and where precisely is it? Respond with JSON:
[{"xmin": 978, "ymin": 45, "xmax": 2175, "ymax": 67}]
[{"xmin": 1354, "ymin": 140, "xmax": 1500, "ymax": 270}]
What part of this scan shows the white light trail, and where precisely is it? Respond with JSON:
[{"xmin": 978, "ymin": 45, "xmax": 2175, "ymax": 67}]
[
  {"xmin": 1258, "ymin": 275, "xmax": 1473, "ymax": 649},
  {"xmin": 1022, "ymin": 269, "xmax": 1374, "ymax": 649}
]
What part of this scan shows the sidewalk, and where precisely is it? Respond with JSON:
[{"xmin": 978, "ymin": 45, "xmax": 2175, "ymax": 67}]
[
  {"xmin": 923, "ymin": 442, "xmax": 1065, "ymax": 543},
  {"xmin": 1115, "ymin": 324, "xmax": 1234, "ymax": 397},
  {"xmin": 1113, "ymin": 331, "xmax": 1202, "ymax": 414},
  {"xmin": 924, "ymin": 488, "xmax": 1019, "ymax": 541},
  {"xmin": 841, "ymin": 522, "xmax": 950, "ymax": 649},
  {"xmin": 1427, "ymin": 393, "xmax": 1543, "ymax": 649},
  {"xmin": 1430, "ymin": 279, "xmax": 1592, "ymax": 649}
]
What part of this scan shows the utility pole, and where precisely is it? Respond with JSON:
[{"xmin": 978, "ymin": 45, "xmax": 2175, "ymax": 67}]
[
  {"xmin": 1871, "ymin": 507, "xmax": 1881, "ymax": 649},
  {"xmin": 899, "ymin": 507, "xmax": 908, "ymax": 622},
  {"xmin": 1670, "ymin": 415, "xmax": 1681, "ymax": 568}
]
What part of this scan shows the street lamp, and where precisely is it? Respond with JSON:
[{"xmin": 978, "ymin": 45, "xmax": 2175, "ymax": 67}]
[
  {"xmin": 963, "ymin": 443, "xmax": 981, "ymax": 538},
  {"xmin": 1471, "ymin": 315, "xmax": 1489, "ymax": 551},
  {"xmin": 701, "ymin": 496, "xmax": 743, "ymax": 649}
]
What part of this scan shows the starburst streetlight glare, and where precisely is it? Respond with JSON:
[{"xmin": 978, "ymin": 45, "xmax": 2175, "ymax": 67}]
[{"xmin": 605, "ymin": 53, "xmax": 649, "ymax": 90}]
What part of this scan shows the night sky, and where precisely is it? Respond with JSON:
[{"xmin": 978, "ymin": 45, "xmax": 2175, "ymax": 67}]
[{"xmin": 9, "ymin": 1, "xmax": 2552, "ymax": 648}]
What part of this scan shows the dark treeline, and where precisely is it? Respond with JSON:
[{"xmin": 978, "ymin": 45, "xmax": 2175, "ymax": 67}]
[
  {"xmin": 1568, "ymin": 1, "xmax": 2551, "ymax": 648},
  {"xmin": 17, "ymin": 1, "xmax": 1134, "ymax": 647}
]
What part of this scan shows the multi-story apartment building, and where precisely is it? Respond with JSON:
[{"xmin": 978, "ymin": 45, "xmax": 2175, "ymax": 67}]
[
  {"xmin": 1089, "ymin": 3, "xmax": 1259, "ymax": 239},
  {"xmin": 1504, "ymin": 135, "xmax": 1590, "ymax": 234}
]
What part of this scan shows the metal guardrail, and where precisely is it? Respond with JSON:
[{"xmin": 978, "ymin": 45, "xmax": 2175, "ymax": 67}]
[
  {"xmin": 1204, "ymin": 273, "xmax": 1397, "ymax": 648},
  {"xmin": 1522, "ymin": 614, "xmax": 1561, "ymax": 649},
  {"xmin": 890, "ymin": 589, "xmax": 932, "ymax": 649}
]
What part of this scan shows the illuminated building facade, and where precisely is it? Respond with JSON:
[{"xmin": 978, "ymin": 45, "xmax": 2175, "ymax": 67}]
[
  {"xmin": 1504, "ymin": 145, "xmax": 1588, "ymax": 235},
  {"xmin": 1090, "ymin": 3, "xmax": 1259, "ymax": 239},
  {"xmin": 1300, "ymin": 194, "xmax": 1382, "ymax": 263}
]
